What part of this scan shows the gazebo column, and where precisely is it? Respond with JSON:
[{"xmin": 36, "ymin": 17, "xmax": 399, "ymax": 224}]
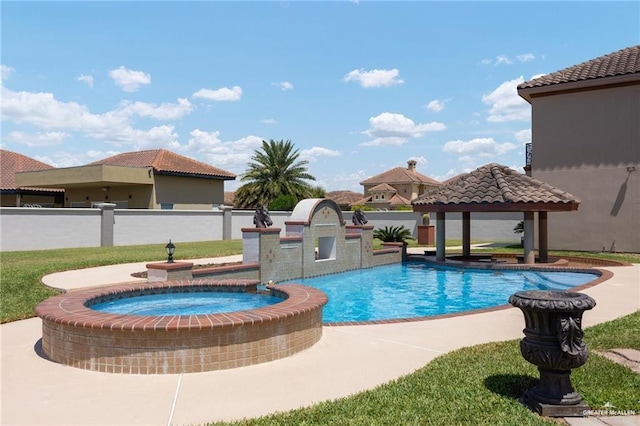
[
  {"xmin": 538, "ymin": 211, "xmax": 548, "ymax": 263},
  {"xmin": 462, "ymin": 211, "xmax": 471, "ymax": 257},
  {"xmin": 523, "ymin": 211, "xmax": 535, "ymax": 264},
  {"xmin": 436, "ymin": 212, "xmax": 446, "ymax": 261}
]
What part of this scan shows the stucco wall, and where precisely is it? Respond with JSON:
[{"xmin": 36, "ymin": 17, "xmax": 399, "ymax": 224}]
[
  {"xmin": 0, "ymin": 207, "xmax": 521, "ymax": 252},
  {"xmin": 0, "ymin": 208, "xmax": 101, "ymax": 251},
  {"xmin": 153, "ymin": 175, "xmax": 225, "ymax": 208},
  {"xmin": 530, "ymin": 84, "xmax": 640, "ymax": 252}
]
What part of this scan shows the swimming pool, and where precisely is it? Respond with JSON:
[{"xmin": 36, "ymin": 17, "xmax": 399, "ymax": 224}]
[{"xmin": 282, "ymin": 262, "xmax": 599, "ymax": 323}]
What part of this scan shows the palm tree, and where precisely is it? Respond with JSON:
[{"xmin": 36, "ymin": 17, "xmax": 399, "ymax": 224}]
[{"xmin": 234, "ymin": 139, "xmax": 316, "ymax": 208}]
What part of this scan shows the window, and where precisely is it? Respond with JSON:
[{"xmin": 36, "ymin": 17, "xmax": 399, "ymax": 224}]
[{"xmin": 160, "ymin": 202, "xmax": 174, "ymax": 210}]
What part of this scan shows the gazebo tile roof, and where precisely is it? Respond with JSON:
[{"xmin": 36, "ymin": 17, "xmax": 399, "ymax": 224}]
[{"xmin": 411, "ymin": 163, "xmax": 579, "ymax": 212}]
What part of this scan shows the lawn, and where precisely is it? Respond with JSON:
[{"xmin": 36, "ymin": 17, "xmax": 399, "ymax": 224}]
[
  {"xmin": 1, "ymin": 240, "xmax": 638, "ymax": 424},
  {"xmin": 209, "ymin": 312, "xmax": 639, "ymax": 425}
]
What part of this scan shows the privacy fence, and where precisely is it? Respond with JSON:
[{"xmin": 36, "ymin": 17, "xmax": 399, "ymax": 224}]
[{"xmin": 0, "ymin": 205, "xmax": 521, "ymax": 252}]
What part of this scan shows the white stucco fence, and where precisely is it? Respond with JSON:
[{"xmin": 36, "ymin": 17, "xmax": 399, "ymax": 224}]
[{"xmin": 0, "ymin": 207, "xmax": 521, "ymax": 252}]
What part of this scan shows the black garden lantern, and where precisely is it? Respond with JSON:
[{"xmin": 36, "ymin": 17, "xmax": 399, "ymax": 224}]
[{"xmin": 165, "ymin": 240, "xmax": 175, "ymax": 263}]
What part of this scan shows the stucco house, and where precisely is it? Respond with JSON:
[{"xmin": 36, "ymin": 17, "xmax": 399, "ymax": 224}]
[
  {"xmin": 353, "ymin": 160, "xmax": 441, "ymax": 210},
  {"xmin": 517, "ymin": 45, "xmax": 639, "ymax": 252},
  {"xmin": 15, "ymin": 149, "xmax": 236, "ymax": 210},
  {"xmin": 0, "ymin": 149, "xmax": 64, "ymax": 207}
]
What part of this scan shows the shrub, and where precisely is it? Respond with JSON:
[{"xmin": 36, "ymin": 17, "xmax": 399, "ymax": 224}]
[{"xmin": 373, "ymin": 225, "xmax": 415, "ymax": 243}]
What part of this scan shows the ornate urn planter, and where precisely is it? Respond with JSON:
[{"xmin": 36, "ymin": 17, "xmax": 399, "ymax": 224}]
[{"xmin": 509, "ymin": 290, "xmax": 596, "ymax": 417}]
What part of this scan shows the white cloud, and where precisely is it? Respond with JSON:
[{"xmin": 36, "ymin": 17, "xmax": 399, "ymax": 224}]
[
  {"xmin": 6, "ymin": 130, "xmax": 69, "ymax": 147},
  {"xmin": 343, "ymin": 68, "xmax": 404, "ymax": 88},
  {"xmin": 192, "ymin": 86, "xmax": 243, "ymax": 102},
  {"xmin": 117, "ymin": 98, "xmax": 193, "ymax": 120},
  {"xmin": 77, "ymin": 74, "xmax": 94, "ymax": 88},
  {"xmin": 517, "ymin": 53, "xmax": 535, "ymax": 63},
  {"xmin": 109, "ymin": 66, "xmax": 151, "ymax": 92},
  {"xmin": 186, "ymin": 130, "xmax": 263, "ymax": 181},
  {"xmin": 425, "ymin": 99, "xmax": 445, "ymax": 113},
  {"xmin": 1, "ymin": 64, "xmax": 15, "ymax": 82},
  {"xmin": 514, "ymin": 128, "xmax": 531, "ymax": 145},
  {"xmin": 260, "ymin": 118, "xmax": 277, "ymax": 124},
  {"xmin": 361, "ymin": 112, "xmax": 446, "ymax": 146},
  {"xmin": 443, "ymin": 137, "xmax": 517, "ymax": 159},
  {"xmin": 0, "ymin": 86, "xmax": 180, "ymax": 149},
  {"xmin": 300, "ymin": 146, "xmax": 341, "ymax": 162},
  {"xmin": 481, "ymin": 54, "xmax": 536, "ymax": 65},
  {"xmin": 36, "ymin": 150, "xmax": 121, "ymax": 168},
  {"xmin": 482, "ymin": 76, "xmax": 530, "ymax": 122},
  {"xmin": 496, "ymin": 55, "xmax": 513, "ymax": 65},
  {"xmin": 272, "ymin": 81, "xmax": 293, "ymax": 91}
]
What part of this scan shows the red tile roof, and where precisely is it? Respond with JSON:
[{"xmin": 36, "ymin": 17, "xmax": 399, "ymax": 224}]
[
  {"xmin": 518, "ymin": 45, "xmax": 640, "ymax": 90},
  {"xmin": 0, "ymin": 149, "xmax": 63, "ymax": 192},
  {"xmin": 360, "ymin": 165, "xmax": 441, "ymax": 186},
  {"xmin": 325, "ymin": 190, "xmax": 364, "ymax": 206},
  {"xmin": 89, "ymin": 149, "xmax": 236, "ymax": 180},
  {"xmin": 369, "ymin": 183, "xmax": 396, "ymax": 192},
  {"xmin": 412, "ymin": 163, "xmax": 580, "ymax": 212}
]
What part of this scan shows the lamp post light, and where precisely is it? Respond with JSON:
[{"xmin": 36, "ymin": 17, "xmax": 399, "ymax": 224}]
[{"xmin": 165, "ymin": 240, "xmax": 175, "ymax": 263}]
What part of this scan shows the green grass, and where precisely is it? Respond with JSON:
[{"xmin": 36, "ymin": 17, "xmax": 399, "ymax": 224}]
[
  {"xmin": 0, "ymin": 240, "xmax": 242, "ymax": 323},
  {"xmin": 209, "ymin": 312, "xmax": 640, "ymax": 426},
  {"xmin": 1, "ymin": 241, "xmax": 638, "ymax": 424}
]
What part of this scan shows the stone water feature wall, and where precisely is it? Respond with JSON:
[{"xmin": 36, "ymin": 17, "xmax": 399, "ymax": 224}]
[
  {"xmin": 241, "ymin": 198, "xmax": 402, "ymax": 283},
  {"xmin": 149, "ymin": 198, "xmax": 403, "ymax": 283}
]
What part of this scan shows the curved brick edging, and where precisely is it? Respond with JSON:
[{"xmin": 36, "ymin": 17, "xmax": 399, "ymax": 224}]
[{"xmin": 35, "ymin": 279, "xmax": 327, "ymax": 374}]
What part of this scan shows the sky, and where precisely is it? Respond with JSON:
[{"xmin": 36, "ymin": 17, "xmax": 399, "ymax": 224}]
[{"xmin": 1, "ymin": 1, "xmax": 639, "ymax": 193}]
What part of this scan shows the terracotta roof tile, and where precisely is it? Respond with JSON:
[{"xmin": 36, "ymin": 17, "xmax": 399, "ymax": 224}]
[
  {"xmin": 360, "ymin": 166, "xmax": 441, "ymax": 186},
  {"xmin": 326, "ymin": 190, "xmax": 364, "ymax": 206},
  {"xmin": 518, "ymin": 45, "xmax": 640, "ymax": 90},
  {"xmin": 412, "ymin": 163, "xmax": 580, "ymax": 212},
  {"xmin": 89, "ymin": 149, "xmax": 236, "ymax": 180},
  {"xmin": 369, "ymin": 183, "xmax": 396, "ymax": 192},
  {"xmin": 0, "ymin": 149, "xmax": 63, "ymax": 192}
]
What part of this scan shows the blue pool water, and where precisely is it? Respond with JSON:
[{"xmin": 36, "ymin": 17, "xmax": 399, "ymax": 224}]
[
  {"xmin": 282, "ymin": 262, "xmax": 598, "ymax": 323},
  {"xmin": 91, "ymin": 292, "xmax": 281, "ymax": 316}
]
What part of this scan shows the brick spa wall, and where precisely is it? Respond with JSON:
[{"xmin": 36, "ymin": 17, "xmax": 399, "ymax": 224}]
[{"xmin": 35, "ymin": 279, "xmax": 327, "ymax": 374}]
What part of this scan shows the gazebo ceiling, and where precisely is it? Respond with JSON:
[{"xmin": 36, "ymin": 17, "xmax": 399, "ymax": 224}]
[{"xmin": 411, "ymin": 163, "xmax": 580, "ymax": 213}]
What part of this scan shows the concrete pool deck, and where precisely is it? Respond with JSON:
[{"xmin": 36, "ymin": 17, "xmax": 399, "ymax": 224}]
[{"xmin": 1, "ymin": 251, "xmax": 638, "ymax": 425}]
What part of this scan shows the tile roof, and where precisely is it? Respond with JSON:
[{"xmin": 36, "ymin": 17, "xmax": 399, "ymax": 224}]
[
  {"xmin": 411, "ymin": 163, "xmax": 580, "ymax": 212},
  {"xmin": 89, "ymin": 149, "xmax": 236, "ymax": 180},
  {"xmin": 360, "ymin": 166, "xmax": 441, "ymax": 186},
  {"xmin": 0, "ymin": 149, "xmax": 63, "ymax": 192},
  {"xmin": 369, "ymin": 183, "xmax": 396, "ymax": 192},
  {"xmin": 518, "ymin": 45, "xmax": 640, "ymax": 90},
  {"xmin": 325, "ymin": 190, "xmax": 364, "ymax": 206}
]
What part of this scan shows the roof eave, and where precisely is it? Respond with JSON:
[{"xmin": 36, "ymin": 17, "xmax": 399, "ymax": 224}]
[
  {"xmin": 518, "ymin": 73, "xmax": 640, "ymax": 103},
  {"xmin": 411, "ymin": 202, "xmax": 580, "ymax": 213}
]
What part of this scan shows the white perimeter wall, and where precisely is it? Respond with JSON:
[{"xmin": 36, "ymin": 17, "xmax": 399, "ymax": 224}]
[{"xmin": 0, "ymin": 208, "xmax": 521, "ymax": 252}]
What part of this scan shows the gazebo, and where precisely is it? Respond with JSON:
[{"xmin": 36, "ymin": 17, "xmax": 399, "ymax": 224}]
[{"xmin": 411, "ymin": 163, "xmax": 580, "ymax": 264}]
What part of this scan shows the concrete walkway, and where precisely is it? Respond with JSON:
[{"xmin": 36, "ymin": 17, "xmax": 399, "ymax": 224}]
[{"xmin": 1, "ymin": 255, "xmax": 638, "ymax": 425}]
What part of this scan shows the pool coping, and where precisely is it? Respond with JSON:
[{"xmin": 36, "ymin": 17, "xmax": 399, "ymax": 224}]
[{"xmin": 35, "ymin": 278, "xmax": 328, "ymax": 331}]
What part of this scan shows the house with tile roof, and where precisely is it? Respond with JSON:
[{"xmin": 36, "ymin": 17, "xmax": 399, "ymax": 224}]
[
  {"xmin": 517, "ymin": 45, "xmax": 639, "ymax": 252},
  {"xmin": 354, "ymin": 160, "xmax": 441, "ymax": 210},
  {"xmin": 14, "ymin": 149, "xmax": 236, "ymax": 210},
  {"xmin": 0, "ymin": 149, "xmax": 64, "ymax": 207}
]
